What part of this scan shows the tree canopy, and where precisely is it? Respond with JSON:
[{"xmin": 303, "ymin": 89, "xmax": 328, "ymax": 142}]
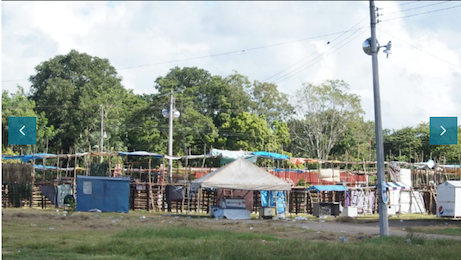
[{"xmin": 3, "ymin": 50, "xmax": 459, "ymax": 165}]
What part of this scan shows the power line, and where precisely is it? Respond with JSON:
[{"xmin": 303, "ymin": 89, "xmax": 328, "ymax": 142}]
[
  {"xmin": 263, "ymin": 16, "xmax": 369, "ymax": 82},
  {"xmin": 1, "ymin": 29, "xmax": 378, "ymax": 83},
  {"xmin": 380, "ymin": 29, "xmax": 461, "ymax": 70},
  {"xmin": 392, "ymin": 1, "xmax": 422, "ymax": 8},
  {"xmin": 272, "ymin": 26, "xmax": 369, "ymax": 84},
  {"xmin": 270, "ymin": 26, "xmax": 368, "ymax": 83},
  {"xmin": 382, "ymin": 1, "xmax": 451, "ymax": 15},
  {"xmin": 382, "ymin": 3, "xmax": 461, "ymax": 21},
  {"xmin": 117, "ymin": 30, "xmax": 364, "ymax": 70},
  {"xmin": 380, "ymin": 1, "xmax": 431, "ymax": 10}
]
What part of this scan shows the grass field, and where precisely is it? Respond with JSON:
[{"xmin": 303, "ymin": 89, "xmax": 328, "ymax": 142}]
[
  {"xmin": 406, "ymin": 226, "xmax": 461, "ymax": 236},
  {"xmin": 2, "ymin": 208, "xmax": 461, "ymax": 260}
]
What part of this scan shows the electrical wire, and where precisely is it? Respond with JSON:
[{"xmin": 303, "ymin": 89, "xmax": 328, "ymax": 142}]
[
  {"xmin": 270, "ymin": 26, "xmax": 368, "ymax": 84},
  {"xmin": 381, "ymin": 3, "xmax": 461, "ymax": 22},
  {"xmin": 380, "ymin": 29, "xmax": 461, "ymax": 70},
  {"xmin": 272, "ymin": 26, "xmax": 369, "ymax": 84},
  {"xmin": 263, "ymin": 16, "xmax": 369, "ymax": 82},
  {"xmin": 117, "ymin": 30, "xmax": 365, "ymax": 70},
  {"xmin": 1, "ymin": 29, "xmax": 378, "ymax": 83},
  {"xmin": 379, "ymin": 1, "xmax": 422, "ymax": 10},
  {"xmin": 382, "ymin": 1, "xmax": 451, "ymax": 15}
]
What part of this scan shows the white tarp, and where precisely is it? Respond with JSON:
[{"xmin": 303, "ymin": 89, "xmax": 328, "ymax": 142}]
[
  {"xmin": 400, "ymin": 169, "xmax": 412, "ymax": 187},
  {"xmin": 191, "ymin": 157, "xmax": 291, "ymax": 191},
  {"xmin": 389, "ymin": 190, "xmax": 426, "ymax": 214},
  {"xmin": 319, "ymin": 169, "xmax": 341, "ymax": 183}
]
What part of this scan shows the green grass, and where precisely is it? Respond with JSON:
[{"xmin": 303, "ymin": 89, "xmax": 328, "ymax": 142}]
[
  {"xmin": 406, "ymin": 226, "xmax": 461, "ymax": 236},
  {"xmin": 3, "ymin": 209, "xmax": 461, "ymax": 260}
]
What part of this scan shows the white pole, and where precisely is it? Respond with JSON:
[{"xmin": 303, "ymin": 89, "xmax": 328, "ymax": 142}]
[
  {"xmin": 100, "ymin": 104, "xmax": 104, "ymax": 163},
  {"xmin": 369, "ymin": 0, "xmax": 389, "ymax": 236},
  {"xmin": 168, "ymin": 90, "xmax": 174, "ymax": 183}
]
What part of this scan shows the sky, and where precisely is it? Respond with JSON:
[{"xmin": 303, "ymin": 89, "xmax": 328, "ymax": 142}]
[{"xmin": 1, "ymin": 1, "xmax": 460, "ymax": 130}]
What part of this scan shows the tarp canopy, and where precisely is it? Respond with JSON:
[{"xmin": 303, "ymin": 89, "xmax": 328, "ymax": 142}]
[
  {"xmin": 2, "ymin": 153, "xmax": 58, "ymax": 163},
  {"xmin": 192, "ymin": 157, "xmax": 291, "ymax": 191},
  {"xmin": 210, "ymin": 148, "xmax": 257, "ymax": 165},
  {"xmin": 251, "ymin": 151, "xmax": 289, "ymax": 160},
  {"xmin": 307, "ymin": 185, "xmax": 348, "ymax": 192},
  {"xmin": 384, "ymin": 182, "xmax": 411, "ymax": 190},
  {"xmin": 118, "ymin": 151, "xmax": 163, "ymax": 158}
]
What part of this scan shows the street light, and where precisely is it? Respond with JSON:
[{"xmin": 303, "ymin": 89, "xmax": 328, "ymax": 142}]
[
  {"xmin": 162, "ymin": 90, "xmax": 180, "ymax": 183},
  {"xmin": 363, "ymin": 0, "xmax": 391, "ymax": 236}
]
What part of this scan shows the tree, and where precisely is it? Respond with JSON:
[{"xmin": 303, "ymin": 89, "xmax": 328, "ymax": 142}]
[
  {"xmin": 219, "ymin": 112, "xmax": 274, "ymax": 151},
  {"xmin": 29, "ymin": 50, "xmax": 129, "ymax": 153},
  {"xmin": 122, "ymin": 93, "xmax": 166, "ymax": 153},
  {"xmin": 330, "ymin": 119, "xmax": 376, "ymax": 161},
  {"xmin": 2, "ymin": 86, "xmax": 55, "ymax": 153},
  {"xmin": 249, "ymin": 80, "xmax": 294, "ymax": 124},
  {"xmin": 291, "ymin": 80, "xmax": 364, "ymax": 160}
]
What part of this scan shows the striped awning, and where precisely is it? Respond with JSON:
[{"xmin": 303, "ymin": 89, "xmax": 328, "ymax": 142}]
[{"xmin": 384, "ymin": 182, "xmax": 410, "ymax": 190}]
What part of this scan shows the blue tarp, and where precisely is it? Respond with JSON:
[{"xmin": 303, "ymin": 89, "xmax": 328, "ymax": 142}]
[
  {"xmin": 260, "ymin": 190, "xmax": 286, "ymax": 214},
  {"xmin": 2, "ymin": 153, "xmax": 57, "ymax": 163},
  {"xmin": 118, "ymin": 151, "xmax": 163, "ymax": 158},
  {"xmin": 251, "ymin": 151, "xmax": 289, "ymax": 160},
  {"xmin": 76, "ymin": 175, "xmax": 130, "ymax": 213},
  {"xmin": 307, "ymin": 185, "xmax": 348, "ymax": 192},
  {"xmin": 274, "ymin": 168, "xmax": 304, "ymax": 173}
]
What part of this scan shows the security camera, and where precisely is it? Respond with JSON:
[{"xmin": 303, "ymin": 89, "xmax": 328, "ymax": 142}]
[{"xmin": 383, "ymin": 41, "xmax": 392, "ymax": 58}]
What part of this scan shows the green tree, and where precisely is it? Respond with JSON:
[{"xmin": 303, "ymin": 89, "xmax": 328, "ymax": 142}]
[
  {"xmin": 249, "ymin": 80, "xmax": 294, "ymax": 123},
  {"xmin": 219, "ymin": 112, "xmax": 274, "ymax": 151},
  {"xmin": 29, "ymin": 50, "xmax": 129, "ymax": 153},
  {"xmin": 122, "ymin": 93, "xmax": 165, "ymax": 153},
  {"xmin": 2, "ymin": 86, "xmax": 55, "ymax": 153},
  {"xmin": 291, "ymin": 80, "xmax": 364, "ymax": 160},
  {"xmin": 330, "ymin": 119, "xmax": 376, "ymax": 161}
]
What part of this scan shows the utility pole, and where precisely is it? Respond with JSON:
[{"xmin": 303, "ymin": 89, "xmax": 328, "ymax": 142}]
[
  {"xmin": 168, "ymin": 90, "xmax": 174, "ymax": 183},
  {"xmin": 100, "ymin": 104, "xmax": 104, "ymax": 163},
  {"xmin": 369, "ymin": 0, "xmax": 389, "ymax": 236}
]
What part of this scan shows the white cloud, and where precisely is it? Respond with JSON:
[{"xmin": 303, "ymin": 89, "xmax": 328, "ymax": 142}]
[{"xmin": 2, "ymin": 1, "xmax": 460, "ymax": 129}]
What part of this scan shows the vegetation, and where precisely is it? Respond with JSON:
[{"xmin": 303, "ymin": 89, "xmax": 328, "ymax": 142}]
[
  {"xmin": 406, "ymin": 226, "xmax": 461, "ymax": 236},
  {"xmin": 3, "ymin": 209, "xmax": 461, "ymax": 260},
  {"xmin": 2, "ymin": 49, "xmax": 461, "ymax": 165}
]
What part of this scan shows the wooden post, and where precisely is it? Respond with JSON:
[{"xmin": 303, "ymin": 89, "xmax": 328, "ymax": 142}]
[
  {"xmin": 42, "ymin": 158, "xmax": 46, "ymax": 181},
  {"xmin": 66, "ymin": 152, "xmax": 71, "ymax": 178},
  {"xmin": 30, "ymin": 151, "xmax": 36, "ymax": 208},
  {"xmin": 346, "ymin": 151, "xmax": 349, "ymax": 185},
  {"xmin": 73, "ymin": 150, "xmax": 78, "ymax": 200},
  {"xmin": 55, "ymin": 155, "xmax": 60, "ymax": 208},
  {"xmin": 197, "ymin": 188, "xmax": 201, "ymax": 217},
  {"xmin": 148, "ymin": 156, "xmax": 152, "ymax": 212}
]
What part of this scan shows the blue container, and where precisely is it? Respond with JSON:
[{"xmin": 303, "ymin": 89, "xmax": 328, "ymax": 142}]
[{"xmin": 76, "ymin": 175, "xmax": 130, "ymax": 213}]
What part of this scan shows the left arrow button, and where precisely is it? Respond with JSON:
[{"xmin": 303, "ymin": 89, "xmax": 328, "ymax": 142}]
[{"xmin": 20, "ymin": 125, "xmax": 26, "ymax": 136}]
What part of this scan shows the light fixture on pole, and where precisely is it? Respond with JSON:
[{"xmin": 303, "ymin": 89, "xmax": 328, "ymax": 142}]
[
  {"xmin": 162, "ymin": 90, "xmax": 180, "ymax": 183},
  {"xmin": 363, "ymin": 0, "xmax": 391, "ymax": 236}
]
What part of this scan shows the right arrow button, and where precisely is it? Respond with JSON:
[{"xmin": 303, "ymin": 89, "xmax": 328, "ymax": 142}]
[{"xmin": 440, "ymin": 125, "xmax": 446, "ymax": 136}]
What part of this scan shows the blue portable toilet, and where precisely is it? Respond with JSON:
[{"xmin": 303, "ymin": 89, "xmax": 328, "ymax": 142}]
[{"xmin": 76, "ymin": 175, "xmax": 130, "ymax": 213}]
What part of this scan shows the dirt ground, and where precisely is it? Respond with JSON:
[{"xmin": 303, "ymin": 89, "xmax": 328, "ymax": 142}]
[{"xmin": 2, "ymin": 208, "xmax": 461, "ymax": 242}]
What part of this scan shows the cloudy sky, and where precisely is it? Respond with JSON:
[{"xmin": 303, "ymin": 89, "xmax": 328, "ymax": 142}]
[{"xmin": 2, "ymin": 1, "xmax": 460, "ymax": 130}]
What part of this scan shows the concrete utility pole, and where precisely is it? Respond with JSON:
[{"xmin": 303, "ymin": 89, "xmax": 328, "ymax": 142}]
[
  {"xmin": 100, "ymin": 104, "xmax": 104, "ymax": 163},
  {"xmin": 369, "ymin": 0, "xmax": 389, "ymax": 236},
  {"xmin": 168, "ymin": 90, "xmax": 174, "ymax": 183}
]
